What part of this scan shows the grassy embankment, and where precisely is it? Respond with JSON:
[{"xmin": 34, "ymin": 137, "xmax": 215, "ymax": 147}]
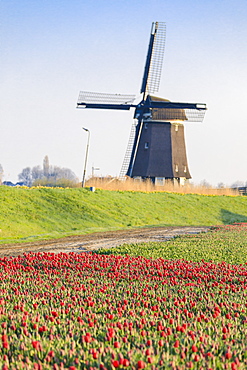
[{"xmin": 1, "ymin": 185, "xmax": 247, "ymax": 244}]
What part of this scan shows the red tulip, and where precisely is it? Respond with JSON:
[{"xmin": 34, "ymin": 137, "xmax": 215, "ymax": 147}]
[
  {"xmin": 137, "ymin": 360, "xmax": 146, "ymax": 369},
  {"xmin": 32, "ymin": 341, "xmax": 41, "ymax": 350},
  {"xmin": 191, "ymin": 345, "xmax": 198, "ymax": 352},
  {"xmin": 225, "ymin": 352, "xmax": 232, "ymax": 360},
  {"xmin": 122, "ymin": 359, "xmax": 130, "ymax": 367},
  {"xmin": 112, "ymin": 360, "xmax": 119, "ymax": 368}
]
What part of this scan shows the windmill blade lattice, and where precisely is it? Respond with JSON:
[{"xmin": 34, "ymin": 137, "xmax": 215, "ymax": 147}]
[
  {"xmin": 141, "ymin": 22, "xmax": 166, "ymax": 96},
  {"xmin": 77, "ymin": 91, "xmax": 136, "ymax": 105},
  {"xmin": 119, "ymin": 121, "xmax": 137, "ymax": 179}
]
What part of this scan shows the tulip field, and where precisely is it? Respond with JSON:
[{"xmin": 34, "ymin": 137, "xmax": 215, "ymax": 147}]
[
  {"xmin": 0, "ymin": 224, "xmax": 247, "ymax": 369},
  {"xmin": 98, "ymin": 223, "xmax": 247, "ymax": 265}
]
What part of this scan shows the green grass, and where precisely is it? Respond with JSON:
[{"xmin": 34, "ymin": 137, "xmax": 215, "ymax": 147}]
[
  {"xmin": 1, "ymin": 186, "xmax": 247, "ymax": 244},
  {"xmin": 97, "ymin": 223, "xmax": 247, "ymax": 265}
]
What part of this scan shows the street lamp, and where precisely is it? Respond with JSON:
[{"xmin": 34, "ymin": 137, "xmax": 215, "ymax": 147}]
[
  {"xmin": 92, "ymin": 166, "xmax": 100, "ymax": 178},
  {"xmin": 82, "ymin": 127, "xmax": 90, "ymax": 187}
]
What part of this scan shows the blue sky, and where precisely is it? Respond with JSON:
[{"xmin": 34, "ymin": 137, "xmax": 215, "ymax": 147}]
[{"xmin": 1, "ymin": 0, "xmax": 247, "ymax": 186}]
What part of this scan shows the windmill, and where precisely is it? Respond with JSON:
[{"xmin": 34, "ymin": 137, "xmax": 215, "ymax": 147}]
[{"xmin": 77, "ymin": 22, "xmax": 206, "ymax": 185}]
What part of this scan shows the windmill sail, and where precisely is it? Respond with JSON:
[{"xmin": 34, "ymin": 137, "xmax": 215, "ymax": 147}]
[
  {"xmin": 119, "ymin": 121, "xmax": 137, "ymax": 179},
  {"xmin": 77, "ymin": 91, "xmax": 136, "ymax": 110},
  {"xmin": 140, "ymin": 22, "xmax": 166, "ymax": 96}
]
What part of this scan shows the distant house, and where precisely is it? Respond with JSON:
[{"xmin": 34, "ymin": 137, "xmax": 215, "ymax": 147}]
[
  {"xmin": 2, "ymin": 181, "xmax": 26, "ymax": 187},
  {"xmin": 15, "ymin": 182, "xmax": 26, "ymax": 187},
  {"xmin": 2, "ymin": 181, "xmax": 15, "ymax": 187},
  {"xmin": 234, "ymin": 187, "xmax": 247, "ymax": 195}
]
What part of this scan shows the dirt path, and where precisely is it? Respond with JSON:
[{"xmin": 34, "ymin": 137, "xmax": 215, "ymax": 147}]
[{"xmin": 0, "ymin": 226, "xmax": 210, "ymax": 257}]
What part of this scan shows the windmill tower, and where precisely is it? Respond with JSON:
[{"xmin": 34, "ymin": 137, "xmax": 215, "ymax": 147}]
[{"xmin": 77, "ymin": 22, "xmax": 206, "ymax": 185}]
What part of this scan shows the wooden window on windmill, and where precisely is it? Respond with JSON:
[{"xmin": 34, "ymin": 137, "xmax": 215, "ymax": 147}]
[
  {"xmin": 144, "ymin": 142, "xmax": 149, "ymax": 149},
  {"xmin": 184, "ymin": 166, "xmax": 187, "ymax": 173},
  {"xmin": 175, "ymin": 125, "xmax": 179, "ymax": 132},
  {"xmin": 175, "ymin": 164, "xmax": 179, "ymax": 172}
]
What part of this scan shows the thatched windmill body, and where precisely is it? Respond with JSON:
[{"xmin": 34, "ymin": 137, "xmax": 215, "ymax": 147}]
[{"xmin": 77, "ymin": 22, "xmax": 206, "ymax": 185}]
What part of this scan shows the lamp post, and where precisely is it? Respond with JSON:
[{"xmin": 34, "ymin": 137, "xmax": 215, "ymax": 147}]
[{"xmin": 82, "ymin": 127, "xmax": 90, "ymax": 187}]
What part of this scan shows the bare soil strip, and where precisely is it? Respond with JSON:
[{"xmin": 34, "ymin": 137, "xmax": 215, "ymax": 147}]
[{"xmin": 0, "ymin": 226, "xmax": 209, "ymax": 256}]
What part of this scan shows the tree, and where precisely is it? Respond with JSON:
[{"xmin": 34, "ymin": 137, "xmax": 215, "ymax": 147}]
[
  {"xmin": 43, "ymin": 155, "xmax": 50, "ymax": 178},
  {"xmin": 32, "ymin": 165, "xmax": 43, "ymax": 181},
  {"xmin": 18, "ymin": 156, "xmax": 78, "ymax": 187},
  {"xmin": 50, "ymin": 166, "xmax": 77, "ymax": 182},
  {"xmin": 18, "ymin": 167, "xmax": 32, "ymax": 187},
  {"xmin": 231, "ymin": 180, "xmax": 245, "ymax": 188},
  {"xmin": 0, "ymin": 164, "xmax": 3, "ymax": 185},
  {"xmin": 200, "ymin": 179, "xmax": 212, "ymax": 188},
  {"xmin": 217, "ymin": 182, "xmax": 225, "ymax": 189}
]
